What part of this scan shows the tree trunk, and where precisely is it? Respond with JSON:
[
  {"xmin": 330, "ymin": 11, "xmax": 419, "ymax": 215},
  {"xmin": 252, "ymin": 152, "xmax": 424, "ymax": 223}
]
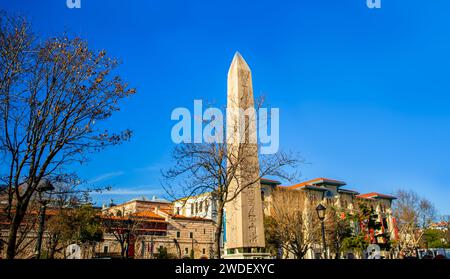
[
  {"xmin": 48, "ymin": 236, "xmax": 58, "ymax": 259},
  {"xmin": 214, "ymin": 204, "xmax": 224, "ymax": 259},
  {"xmin": 6, "ymin": 206, "xmax": 26, "ymax": 259},
  {"xmin": 92, "ymin": 242, "xmax": 96, "ymax": 259},
  {"xmin": 121, "ymin": 241, "xmax": 127, "ymax": 259}
]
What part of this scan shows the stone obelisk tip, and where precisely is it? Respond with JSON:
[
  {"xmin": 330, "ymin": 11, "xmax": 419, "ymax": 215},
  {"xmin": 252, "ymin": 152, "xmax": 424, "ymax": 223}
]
[{"xmin": 229, "ymin": 51, "xmax": 251, "ymax": 74}]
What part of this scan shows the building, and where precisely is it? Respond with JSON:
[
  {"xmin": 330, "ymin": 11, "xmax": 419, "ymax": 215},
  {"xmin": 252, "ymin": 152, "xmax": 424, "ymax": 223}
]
[
  {"xmin": 0, "ymin": 194, "xmax": 215, "ymax": 259},
  {"xmin": 101, "ymin": 196, "xmax": 216, "ymax": 259},
  {"xmin": 173, "ymin": 177, "xmax": 398, "ymax": 259},
  {"xmin": 0, "ymin": 178, "xmax": 398, "ymax": 259},
  {"xmin": 173, "ymin": 193, "xmax": 217, "ymax": 220},
  {"xmin": 272, "ymin": 177, "xmax": 398, "ymax": 258}
]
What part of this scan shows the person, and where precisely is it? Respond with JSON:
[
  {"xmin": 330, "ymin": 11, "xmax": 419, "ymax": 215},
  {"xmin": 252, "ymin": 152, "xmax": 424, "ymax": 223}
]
[{"xmin": 346, "ymin": 253, "xmax": 355, "ymax": 259}]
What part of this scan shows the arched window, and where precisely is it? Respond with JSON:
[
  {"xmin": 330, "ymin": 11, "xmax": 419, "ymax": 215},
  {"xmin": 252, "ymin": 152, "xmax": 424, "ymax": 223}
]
[
  {"xmin": 116, "ymin": 210, "xmax": 122, "ymax": 217},
  {"xmin": 261, "ymin": 190, "xmax": 265, "ymax": 201}
]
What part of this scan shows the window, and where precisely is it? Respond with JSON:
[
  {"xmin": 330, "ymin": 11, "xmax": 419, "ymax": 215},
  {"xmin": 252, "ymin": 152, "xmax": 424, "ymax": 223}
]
[
  {"xmin": 383, "ymin": 218, "xmax": 389, "ymax": 230},
  {"xmin": 202, "ymin": 248, "xmax": 206, "ymax": 255},
  {"xmin": 204, "ymin": 228, "xmax": 206, "ymax": 235},
  {"xmin": 116, "ymin": 210, "xmax": 122, "ymax": 217},
  {"xmin": 191, "ymin": 204, "xmax": 194, "ymax": 215},
  {"xmin": 261, "ymin": 190, "xmax": 265, "ymax": 201},
  {"xmin": 185, "ymin": 248, "xmax": 189, "ymax": 255},
  {"xmin": 190, "ymin": 232, "xmax": 193, "ymax": 239},
  {"xmin": 205, "ymin": 200, "xmax": 209, "ymax": 213},
  {"xmin": 176, "ymin": 207, "xmax": 181, "ymax": 215},
  {"xmin": 103, "ymin": 246, "xmax": 108, "ymax": 253},
  {"xmin": 199, "ymin": 201, "xmax": 203, "ymax": 212},
  {"xmin": 176, "ymin": 231, "xmax": 180, "ymax": 238}
]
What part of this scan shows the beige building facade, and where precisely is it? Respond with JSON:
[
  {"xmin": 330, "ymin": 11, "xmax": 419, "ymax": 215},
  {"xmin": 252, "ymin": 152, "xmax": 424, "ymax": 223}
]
[{"xmin": 101, "ymin": 197, "xmax": 216, "ymax": 259}]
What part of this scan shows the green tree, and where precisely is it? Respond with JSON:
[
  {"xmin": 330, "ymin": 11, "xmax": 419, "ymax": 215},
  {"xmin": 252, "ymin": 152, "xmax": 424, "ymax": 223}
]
[
  {"xmin": 342, "ymin": 202, "xmax": 382, "ymax": 258},
  {"xmin": 155, "ymin": 246, "xmax": 168, "ymax": 259},
  {"xmin": 422, "ymin": 229, "xmax": 449, "ymax": 249},
  {"xmin": 325, "ymin": 207, "xmax": 353, "ymax": 259},
  {"xmin": 46, "ymin": 204, "xmax": 103, "ymax": 258},
  {"xmin": 342, "ymin": 235, "xmax": 369, "ymax": 256}
]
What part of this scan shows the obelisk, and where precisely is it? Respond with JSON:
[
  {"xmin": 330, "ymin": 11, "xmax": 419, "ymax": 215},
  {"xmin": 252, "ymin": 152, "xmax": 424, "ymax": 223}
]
[{"xmin": 224, "ymin": 52, "xmax": 268, "ymax": 258}]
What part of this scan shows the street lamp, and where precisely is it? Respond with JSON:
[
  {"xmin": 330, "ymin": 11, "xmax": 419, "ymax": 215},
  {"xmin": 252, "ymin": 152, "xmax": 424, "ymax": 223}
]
[
  {"xmin": 125, "ymin": 218, "xmax": 133, "ymax": 259},
  {"xmin": 316, "ymin": 204, "xmax": 327, "ymax": 259},
  {"xmin": 35, "ymin": 179, "xmax": 54, "ymax": 259}
]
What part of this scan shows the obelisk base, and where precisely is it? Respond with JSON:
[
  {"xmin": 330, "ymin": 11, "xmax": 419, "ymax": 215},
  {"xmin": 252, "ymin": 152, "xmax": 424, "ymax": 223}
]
[{"xmin": 223, "ymin": 248, "xmax": 271, "ymax": 259}]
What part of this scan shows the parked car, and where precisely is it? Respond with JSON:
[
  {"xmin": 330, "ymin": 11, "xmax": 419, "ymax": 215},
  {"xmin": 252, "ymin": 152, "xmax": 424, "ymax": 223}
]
[{"xmin": 417, "ymin": 248, "xmax": 449, "ymax": 259}]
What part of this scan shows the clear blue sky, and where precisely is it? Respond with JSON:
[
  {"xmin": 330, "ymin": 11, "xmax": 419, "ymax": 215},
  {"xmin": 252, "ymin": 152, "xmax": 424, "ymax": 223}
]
[{"xmin": 2, "ymin": 0, "xmax": 449, "ymax": 214}]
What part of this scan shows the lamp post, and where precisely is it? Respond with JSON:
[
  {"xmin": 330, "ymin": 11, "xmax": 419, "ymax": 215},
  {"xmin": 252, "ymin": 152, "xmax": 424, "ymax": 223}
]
[
  {"xmin": 35, "ymin": 179, "xmax": 54, "ymax": 259},
  {"xmin": 191, "ymin": 237, "xmax": 195, "ymax": 259},
  {"xmin": 316, "ymin": 204, "xmax": 327, "ymax": 259},
  {"xmin": 125, "ymin": 218, "xmax": 133, "ymax": 259}
]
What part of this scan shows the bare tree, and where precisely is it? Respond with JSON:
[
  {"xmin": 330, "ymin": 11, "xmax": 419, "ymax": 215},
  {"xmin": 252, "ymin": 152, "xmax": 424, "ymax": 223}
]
[
  {"xmin": 0, "ymin": 12, "xmax": 135, "ymax": 258},
  {"xmin": 102, "ymin": 213, "xmax": 143, "ymax": 259},
  {"xmin": 264, "ymin": 188, "xmax": 319, "ymax": 259},
  {"xmin": 163, "ymin": 93, "xmax": 300, "ymax": 259},
  {"xmin": 393, "ymin": 189, "xmax": 437, "ymax": 256},
  {"xmin": 8, "ymin": 199, "xmax": 40, "ymax": 258},
  {"xmin": 163, "ymin": 136, "xmax": 299, "ymax": 258}
]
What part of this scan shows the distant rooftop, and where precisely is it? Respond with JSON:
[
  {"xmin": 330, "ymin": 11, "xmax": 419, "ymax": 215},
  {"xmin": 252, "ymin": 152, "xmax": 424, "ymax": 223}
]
[
  {"xmin": 338, "ymin": 188, "xmax": 360, "ymax": 195},
  {"xmin": 357, "ymin": 192, "xmax": 397, "ymax": 200},
  {"xmin": 130, "ymin": 195, "xmax": 170, "ymax": 203},
  {"xmin": 286, "ymin": 178, "xmax": 395, "ymax": 200},
  {"xmin": 260, "ymin": 178, "xmax": 282, "ymax": 185},
  {"xmin": 288, "ymin": 177, "xmax": 347, "ymax": 190}
]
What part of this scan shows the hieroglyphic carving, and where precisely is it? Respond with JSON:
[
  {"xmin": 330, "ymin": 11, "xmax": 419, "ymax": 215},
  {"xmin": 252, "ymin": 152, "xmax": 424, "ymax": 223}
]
[
  {"xmin": 247, "ymin": 184, "xmax": 258, "ymax": 244},
  {"xmin": 225, "ymin": 52, "xmax": 265, "ymax": 250}
]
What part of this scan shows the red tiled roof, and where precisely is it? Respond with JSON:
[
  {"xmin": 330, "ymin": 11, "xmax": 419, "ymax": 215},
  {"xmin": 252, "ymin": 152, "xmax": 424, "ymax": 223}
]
[
  {"xmin": 132, "ymin": 210, "xmax": 165, "ymax": 219},
  {"xmin": 288, "ymin": 177, "xmax": 346, "ymax": 189},
  {"xmin": 356, "ymin": 192, "xmax": 397, "ymax": 200},
  {"xmin": 159, "ymin": 208, "xmax": 172, "ymax": 214},
  {"xmin": 430, "ymin": 221, "xmax": 448, "ymax": 228},
  {"xmin": 171, "ymin": 214, "xmax": 213, "ymax": 221}
]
